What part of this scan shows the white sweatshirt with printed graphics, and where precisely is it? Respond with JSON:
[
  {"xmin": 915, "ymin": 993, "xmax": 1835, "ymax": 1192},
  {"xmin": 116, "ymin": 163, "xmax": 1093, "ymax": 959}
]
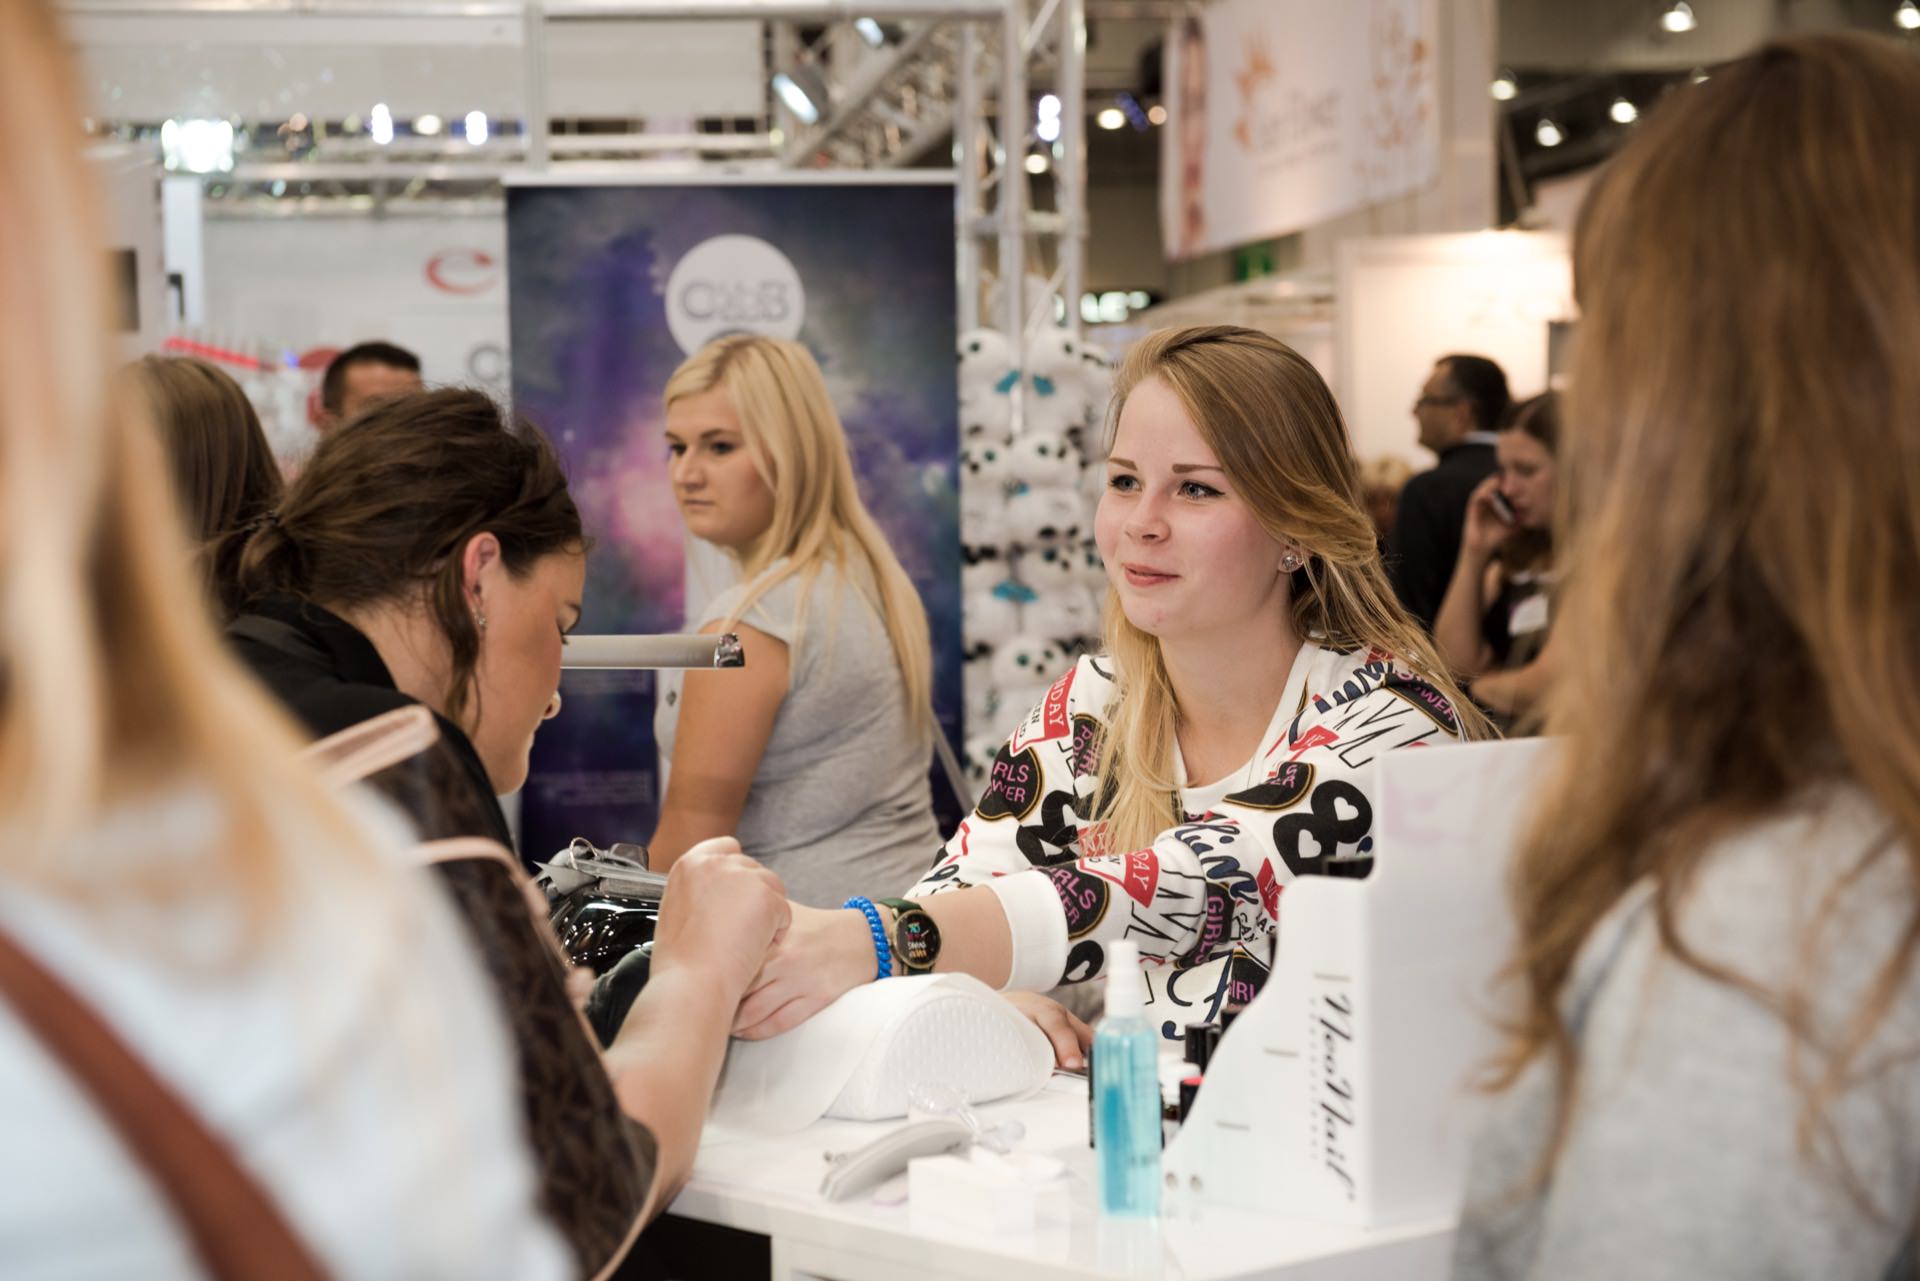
[{"xmin": 907, "ymin": 643, "xmax": 1465, "ymax": 1038}]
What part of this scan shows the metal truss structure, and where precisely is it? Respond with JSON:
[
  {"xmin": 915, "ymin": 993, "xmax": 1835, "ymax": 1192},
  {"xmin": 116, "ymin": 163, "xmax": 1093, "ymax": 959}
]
[{"xmin": 70, "ymin": 0, "xmax": 1111, "ymax": 350}]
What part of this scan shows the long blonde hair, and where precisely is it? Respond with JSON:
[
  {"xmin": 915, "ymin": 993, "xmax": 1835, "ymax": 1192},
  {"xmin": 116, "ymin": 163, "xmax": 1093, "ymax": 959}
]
[
  {"xmin": 0, "ymin": 1, "xmax": 378, "ymax": 931},
  {"xmin": 1093, "ymin": 326, "xmax": 1491, "ymax": 853},
  {"xmin": 664, "ymin": 335, "xmax": 932, "ymax": 739},
  {"xmin": 1495, "ymin": 33, "xmax": 1920, "ymax": 1199}
]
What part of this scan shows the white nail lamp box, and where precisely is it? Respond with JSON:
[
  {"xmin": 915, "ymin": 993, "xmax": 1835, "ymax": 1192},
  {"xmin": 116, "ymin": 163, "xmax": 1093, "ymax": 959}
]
[{"xmin": 1162, "ymin": 738, "xmax": 1554, "ymax": 1226}]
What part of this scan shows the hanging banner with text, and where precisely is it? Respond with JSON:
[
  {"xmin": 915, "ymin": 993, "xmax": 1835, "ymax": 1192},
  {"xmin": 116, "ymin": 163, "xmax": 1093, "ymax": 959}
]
[
  {"xmin": 1161, "ymin": 0, "xmax": 1441, "ymax": 260},
  {"xmin": 506, "ymin": 175, "xmax": 962, "ymax": 863}
]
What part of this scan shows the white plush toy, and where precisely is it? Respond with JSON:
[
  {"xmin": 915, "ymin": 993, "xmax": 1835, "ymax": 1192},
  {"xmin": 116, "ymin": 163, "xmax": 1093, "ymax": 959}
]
[
  {"xmin": 991, "ymin": 633, "xmax": 1069, "ymax": 714},
  {"xmin": 1023, "ymin": 578, "xmax": 1102, "ymax": 647},
  {"xmin": 964, "ymin": 656, "xmax": 999, "ymax": 731},
  {"xmin": 1003, "ymin": 429, "xmax": 1082, "ymax": 491},
  {"xmin": 959, "ymin": 483, "xmax": 1008, "ymax": 554},
  {"xmin": 963, "ymin": 730, "xmax": 1006, "ymax": 795},
  {"xmin": 1024, "ymin": 329, "xmax": 1099, "ymax": 438},
  {"xmin": 960, "ymin": 436, "xmax": 1014, "ymax": 488},
  {"xmin": 958, "ymin": 329, "xmax": 1018, "ymax": 437},
  {"xmin": 963, "ymin": 568, "xmax": 1030, "ymax": 655},
  {"xmin": 1019, "ymin": 544, "xmax": 1103, "ymax": 644},
  {"xmin": 1004, "ymin": 485, "xmax": 1086, "ymax": 547}
]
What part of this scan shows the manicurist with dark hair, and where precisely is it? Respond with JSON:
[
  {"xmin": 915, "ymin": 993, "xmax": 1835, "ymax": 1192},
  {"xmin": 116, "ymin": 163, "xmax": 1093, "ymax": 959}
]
[{"xmin": 225, "ymin": 386, "xmax": 793, "ymax": 1239}]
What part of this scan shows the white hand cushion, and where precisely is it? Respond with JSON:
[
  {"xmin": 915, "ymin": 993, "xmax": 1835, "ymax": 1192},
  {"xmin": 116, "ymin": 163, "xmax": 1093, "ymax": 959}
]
[{"xmin": 709, "ymin": 974, "xmax": 1053, "ymax": 1134}]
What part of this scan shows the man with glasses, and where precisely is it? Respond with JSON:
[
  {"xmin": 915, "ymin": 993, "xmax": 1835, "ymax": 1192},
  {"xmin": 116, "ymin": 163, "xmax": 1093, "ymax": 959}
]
[{"xmin": 1387, "ymin": 354, "xmax": 1510, "ymax": 629}]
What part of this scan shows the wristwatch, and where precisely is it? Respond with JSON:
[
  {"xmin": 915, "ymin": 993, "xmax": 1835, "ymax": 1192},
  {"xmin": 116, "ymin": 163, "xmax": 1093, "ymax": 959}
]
[{"xmin": 879, "ymin": 898, "xmax": 941, "ymax": 975}]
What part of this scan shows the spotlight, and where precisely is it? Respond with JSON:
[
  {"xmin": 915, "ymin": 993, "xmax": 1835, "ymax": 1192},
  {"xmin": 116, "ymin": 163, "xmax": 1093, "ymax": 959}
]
[
  {"xmin": 1147, "ymin": 104, "xmax": 1167, "ymax": 126},
  {"xmin": 370, "ymin": 102, "xmax": 394, "ymax": 146},
  {"xmin": 160, "ymin": 117, "xmax": 236, "ymax": 172},
  {"xmin": 1660, "ymin": 2, "xmax": 1697, "ymax": 33},
  {"xmin": 1097, "ymin": 107, "xmax": 1126, "ymax": 130},
  {"xmin": 1038, "ymin": 94, "xmax": 1061, "ymax": 121},
  {"xmin": 1899, "ymin": 0, "xmax": 1920, "ymax": 29},
  {"xmin": 414, "ymin": 113, "xmax": 443, "ymax": 136},
  {"xmin": 464, "ymin": 110, "xmax": 488, "ymax": 145},
  {"xmin": 772, "ymin": 69, "xmax": 825, "ymax": 125},
  {"xmin": 1490, "ymin": 71, "xmax": 1517, "ymax": 101},
  {"xmin": 1609, "ymin": 96, "xmax": 1638, "ymax": 124},
  {"xmin": 1535, "ymin": 116, "xmax": 1564, "ymax": 147},
  {"xmin": 854, "ymin": 16, "xmax": 885, "ymax": 46},
  {"xmin": 1024, "ymin": 151, "xmax": 1049, "ymax": 175}
]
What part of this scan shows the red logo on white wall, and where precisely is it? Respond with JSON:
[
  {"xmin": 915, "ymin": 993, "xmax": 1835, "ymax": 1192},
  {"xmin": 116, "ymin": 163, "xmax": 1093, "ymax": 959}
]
[{"xmin": 425, "ymin": 248, "xmax": 499, "ymax": 295}]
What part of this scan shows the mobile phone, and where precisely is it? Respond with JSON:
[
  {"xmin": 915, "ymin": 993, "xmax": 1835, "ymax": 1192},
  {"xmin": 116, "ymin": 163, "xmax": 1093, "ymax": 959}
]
[{"xmin": 1487, "ymin": 491, "xmax": 1517, "ymax": 525}]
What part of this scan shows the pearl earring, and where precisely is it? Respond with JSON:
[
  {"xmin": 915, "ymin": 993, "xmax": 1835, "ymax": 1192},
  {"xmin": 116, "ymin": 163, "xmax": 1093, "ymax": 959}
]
[{"xmin": 1281, "ymin": 552, "xmax": 1302, "ymax": 572}]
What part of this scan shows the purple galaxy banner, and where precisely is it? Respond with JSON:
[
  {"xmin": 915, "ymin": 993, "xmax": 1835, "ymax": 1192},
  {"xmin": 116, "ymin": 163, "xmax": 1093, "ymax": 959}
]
[{"xmin": 506, "ymin": 179, "xmax": 961, "ymax": 860}]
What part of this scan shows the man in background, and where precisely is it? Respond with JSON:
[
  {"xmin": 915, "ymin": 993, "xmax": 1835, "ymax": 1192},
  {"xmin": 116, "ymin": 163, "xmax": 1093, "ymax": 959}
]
[
  {"xmin": 1387, "ymin": 354, "xmax": 1510, "ymax": 629},
  {"xmin": 318, "ymin": 340, "xmax": 423, "ymax": 432}
]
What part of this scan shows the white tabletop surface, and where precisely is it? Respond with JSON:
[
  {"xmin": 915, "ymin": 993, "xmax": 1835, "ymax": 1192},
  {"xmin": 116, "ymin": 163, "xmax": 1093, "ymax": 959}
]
[{"xmin": 668, "ymin": 1073, "xmax": 1455, "ymax": 1281}]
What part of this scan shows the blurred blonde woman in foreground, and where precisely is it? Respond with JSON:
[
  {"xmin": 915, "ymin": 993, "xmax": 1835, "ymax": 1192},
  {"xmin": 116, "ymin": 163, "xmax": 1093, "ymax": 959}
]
[
  {"xmin": 0, "ymin": 4, "xmax": 565, "ymax": 1275},
  {"xmin": 1455, "ymin": 34, "xmax": 1920, "ymax": 1280}
]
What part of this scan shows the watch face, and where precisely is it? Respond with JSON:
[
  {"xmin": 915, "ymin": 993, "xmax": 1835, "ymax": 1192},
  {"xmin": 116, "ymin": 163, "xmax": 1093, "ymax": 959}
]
[{"xmin": 898, "ymin": 910, "xmax": 940, "ymax": 970}]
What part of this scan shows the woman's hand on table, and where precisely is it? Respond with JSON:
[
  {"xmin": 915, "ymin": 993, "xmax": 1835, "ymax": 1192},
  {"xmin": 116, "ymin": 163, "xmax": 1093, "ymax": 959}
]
[
  {"xmin": 1002, "ymin": 991, "xmax": 1091, "ymax": 1070},
  {"xmin": 731, "ymin": 903, "xmax": 875, "ymax": 1040},
  {"xmin": 650, "ymin": 836, "xmax": 791, "ymax": 1004}
]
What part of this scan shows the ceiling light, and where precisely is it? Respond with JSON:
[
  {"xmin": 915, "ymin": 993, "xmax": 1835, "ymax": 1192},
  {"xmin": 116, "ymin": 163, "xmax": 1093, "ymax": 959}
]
[
  {"xmin": 1899, "ymin": 0, "xmax": 1920, "ymax": 29},
  {"xmin": 1038, "ymin": 93, "xmax": 1061, "ymax": 120},
  {"xmin": 1147, "ymin": 104, "xmax": 1167, "ymax": 126},
  {"xmin": 772, "ymin": 69, "xmax": 824, "ymax": 125},
  {"xmin": 854, "ymin": 16, "xmax": 885, "ymax": 46},
  {"xmin": 1097, "ymin": 107, "xmax": 1126, "ymax": 130},
  {"xmin": 1609, "ymin": 96, "xmax": 1638, "ymax": 124},
  {"xmin": 370, "ymin": 102, "xmax": 394, "ymax": 146},
  {"xmin": 1535, "ymin": 116, "xmax": 1564, "ymax": 147},
  {"xmin": 1037, "ymin": 116, "xmax": 1061, "ymax": 143},
  {"xmin": 1024, "ymin": 151, "xmax": 1049, "ymax": 175},
  {"xmin": 414, "ymin": 113, "xmax": 443, "ymax": 136},
  {"xmin": 1661, "ymin": 2, "xmax": 1697, "ymax": 34},
  {"xmin": 160, "ymin": 117, "xmax": 235, "ymax": 172},
  {"xmin": 464, "ymin": 110, "xmax": 488, "ymax": 145},
  {"xmin": 1490, "ymin": 71, "xmax": 1517, "ymax": 101}
]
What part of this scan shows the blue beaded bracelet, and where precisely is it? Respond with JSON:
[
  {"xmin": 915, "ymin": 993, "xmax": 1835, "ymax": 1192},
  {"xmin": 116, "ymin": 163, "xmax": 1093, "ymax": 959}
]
[{"xmin": 842, "ymin": 896, "xmax": 892, "ymax": 982}]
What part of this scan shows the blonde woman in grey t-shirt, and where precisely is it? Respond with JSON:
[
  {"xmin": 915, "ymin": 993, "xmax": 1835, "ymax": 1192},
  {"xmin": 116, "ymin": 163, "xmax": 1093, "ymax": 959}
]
[{"xmin": 652, "ymin": 336, "xmax": 940, "ymax": 908}]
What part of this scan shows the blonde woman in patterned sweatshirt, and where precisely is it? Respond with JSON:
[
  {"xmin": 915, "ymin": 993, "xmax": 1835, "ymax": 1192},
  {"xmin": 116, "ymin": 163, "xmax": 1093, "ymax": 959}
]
[{"xmin": 734, "ymin": 325, "xmax": 1492, "ymax": 1049}]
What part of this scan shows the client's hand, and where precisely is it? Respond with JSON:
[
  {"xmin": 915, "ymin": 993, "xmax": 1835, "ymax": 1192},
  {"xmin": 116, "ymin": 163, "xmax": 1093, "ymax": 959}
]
[
  {"xmin": 731, "ymin": 903, "xmax": 877, "ymax": 1041},
  {"xmin": 1003, "ymin": 991, "xmax": 1091, "ymax": 1070},
  {"xmin": 650, "ymin": 836, "xmax": 790, "ymax": 1005}
]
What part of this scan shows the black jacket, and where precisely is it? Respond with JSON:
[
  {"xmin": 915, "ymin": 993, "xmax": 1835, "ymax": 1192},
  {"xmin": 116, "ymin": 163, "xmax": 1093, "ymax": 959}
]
[
  {"xmin": 1387, "ymin": 438, "xmax": 1499, "ymax": 630},
  {"xmin": 227, "ymin": 595, "xmax": 515, "ymax": 852}
]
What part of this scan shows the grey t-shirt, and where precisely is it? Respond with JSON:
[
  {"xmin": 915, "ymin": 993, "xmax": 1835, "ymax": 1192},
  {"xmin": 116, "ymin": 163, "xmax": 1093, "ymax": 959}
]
[
  {"xmin": 655, "ymin": 558, "xmax": 940, "ymax": 909},
  {"xmin": 1453, "ymin": 787, "xmax": 1920, "ymax": 1281}
]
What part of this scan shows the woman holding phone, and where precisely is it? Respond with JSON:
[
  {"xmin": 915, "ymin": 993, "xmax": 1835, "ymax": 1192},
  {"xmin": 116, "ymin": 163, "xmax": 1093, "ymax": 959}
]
[{"xmin": 1433, "ymin": 392, "xmax": 1558, "ymax": 724}]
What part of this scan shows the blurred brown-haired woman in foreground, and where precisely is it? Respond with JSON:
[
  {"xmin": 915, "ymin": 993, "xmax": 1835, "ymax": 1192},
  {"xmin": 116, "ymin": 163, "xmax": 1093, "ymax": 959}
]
[
  {"xmin": 1455, "ymin": 35, "xmax": 1920, "ymax": 1280},
  {"xmin": 0, "ymin": 4, "xmax": 570, "ymax": 1275},
  {"xmin": 122, "ymin": 353, "xmax": 283, "ymax": 620}
]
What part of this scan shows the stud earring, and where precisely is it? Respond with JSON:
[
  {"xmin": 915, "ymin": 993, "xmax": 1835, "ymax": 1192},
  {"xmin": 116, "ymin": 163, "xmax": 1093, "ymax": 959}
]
[
  {"xmin": 1281, "ymin": 552, "xmax": 1302, "ymax": 572},
  {"xmin": 474, "ymin": 609, "xmax": 489, "ymax": 632}
]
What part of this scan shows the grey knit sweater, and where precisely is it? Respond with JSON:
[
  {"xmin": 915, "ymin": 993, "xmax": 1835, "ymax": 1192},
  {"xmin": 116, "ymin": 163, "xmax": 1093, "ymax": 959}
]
[{"xmin": 1453, "ymin": 788, "xmax": 1920, "ymax": 1281}]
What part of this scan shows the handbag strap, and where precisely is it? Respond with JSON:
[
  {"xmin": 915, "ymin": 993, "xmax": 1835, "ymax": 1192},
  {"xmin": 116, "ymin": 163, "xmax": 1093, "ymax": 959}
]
[{"xmin": 0, "ymin": 924, "xmax": 330, "ymax": 1281}]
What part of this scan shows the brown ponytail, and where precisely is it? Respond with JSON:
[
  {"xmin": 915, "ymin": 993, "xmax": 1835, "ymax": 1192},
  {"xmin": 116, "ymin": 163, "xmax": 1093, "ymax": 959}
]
[{"xmin": 235, "ymin": 388, "xmax": 586, "ymax": 725}]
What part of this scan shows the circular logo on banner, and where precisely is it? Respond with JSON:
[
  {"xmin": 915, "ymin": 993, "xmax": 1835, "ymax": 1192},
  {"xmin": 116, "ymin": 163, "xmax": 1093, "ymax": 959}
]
[
  {"xmin": 664, "ymin": 235, "xmax": 806, "ymax": 355},
  {"xmin": 425, "ymin": 248, "xmax": 499, "ymax": 295}
]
